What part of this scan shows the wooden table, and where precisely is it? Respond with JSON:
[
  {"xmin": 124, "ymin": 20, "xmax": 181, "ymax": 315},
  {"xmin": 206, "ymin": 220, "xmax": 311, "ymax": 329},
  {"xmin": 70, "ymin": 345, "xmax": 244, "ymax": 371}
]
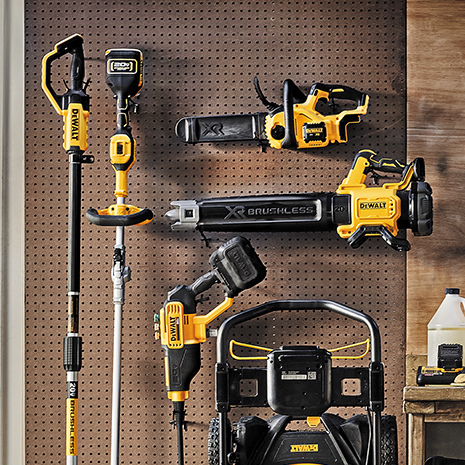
[{"xmin": 403, "ymin": 384, "xmax": 465, "ymax": 465}]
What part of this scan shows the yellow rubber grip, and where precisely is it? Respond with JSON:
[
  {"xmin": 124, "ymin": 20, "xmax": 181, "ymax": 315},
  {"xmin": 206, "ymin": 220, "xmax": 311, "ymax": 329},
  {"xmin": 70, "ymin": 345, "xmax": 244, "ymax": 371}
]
[
  {"xmin": 63, "ymin": 103, "xmax": 89, "ymax": 152},
  {"xmin": 110, "ymin": 133, "xmax": 136, "ymax": 198}
]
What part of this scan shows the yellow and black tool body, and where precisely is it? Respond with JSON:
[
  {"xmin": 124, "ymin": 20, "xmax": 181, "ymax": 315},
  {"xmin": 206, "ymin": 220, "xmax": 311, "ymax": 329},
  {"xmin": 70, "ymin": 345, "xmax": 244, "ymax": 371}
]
[
  {"xmin": 42, "ymin": 34, "xmax": 93, "ymax": 465},
  {"xmin": 158, "ymin": 237, "xmax": 266, "ymax": 465},
  {"xmin": 106, "ymin": 49, "xmax": 142, "ymax": 198},
  {"xmin": 85, "ymin": 48, "xmax": 153, "ymax": 465},
  {"xmin": 165, "ymin": 149, "xmax": 433, "ymax": 252},
  {"xmin": 264, "ymin": 79, "xmax": 369, "ymax": 149},
  {"xmin": 42, "ymin": 34, "xmax": 91, "ymax": 156},
  {"xmin": 417, "ymin": 344, "xmax": 464, "ymax": 386},
  {"xmin": 175, "ymin": 77, "xmax": 369, "ymax": 150},
  {"xmin": 335, "ymin": 149, "xmax": 431, "ymax": 250},
  {"xmin": 86, "ymin": 48, "xmax": 152, "ymax": 227},
  {"xmin": 417, "ymin": 366, "xmax": 464, "ymax": 386}
]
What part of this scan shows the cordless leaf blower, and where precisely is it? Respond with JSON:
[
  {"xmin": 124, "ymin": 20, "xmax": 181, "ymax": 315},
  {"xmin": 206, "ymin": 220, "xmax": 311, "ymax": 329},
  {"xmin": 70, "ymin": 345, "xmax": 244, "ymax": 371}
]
[
  {"xmin": 156, "ymin": 236, "xmax": 267, "ymax": 465},
  {"xmin": 42, "ymin": 34, "xmax": 93, "ymax": 465},
  {"xmin": 165, "ymin": 149, "xmax": 433, "ymax": 252},
  {"xmin": 175, "ymin": 77, "xmax": 369, "ymax": 150},
  {"xmin": 86, "ymin": 48, "xmax": 153, "ymax": 465}
]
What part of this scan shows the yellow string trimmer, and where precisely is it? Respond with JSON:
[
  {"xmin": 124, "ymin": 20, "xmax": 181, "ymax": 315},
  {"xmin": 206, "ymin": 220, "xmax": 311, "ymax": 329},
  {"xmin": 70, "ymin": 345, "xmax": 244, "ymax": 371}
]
[{"xmin": 86, "ymin": 48, "xmax": 153, "ymax": 465}]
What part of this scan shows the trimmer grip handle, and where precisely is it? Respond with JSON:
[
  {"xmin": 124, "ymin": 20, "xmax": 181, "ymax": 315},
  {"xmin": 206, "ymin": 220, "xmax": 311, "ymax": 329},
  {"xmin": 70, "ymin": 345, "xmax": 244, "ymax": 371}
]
[
  {"xmin": 86, "ymin": 206, "xmax": 153, "ymax": 227},
  {"xmin": 42, "ymin": 34, "xmax": 87, "ymax": 114}
]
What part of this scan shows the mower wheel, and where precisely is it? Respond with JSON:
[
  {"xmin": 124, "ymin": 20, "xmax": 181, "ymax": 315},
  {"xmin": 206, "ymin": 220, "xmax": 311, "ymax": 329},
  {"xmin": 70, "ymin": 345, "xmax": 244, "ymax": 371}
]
[{"xmin": 381, "ymin": 415, "xmax": 398, "ymax": 465}]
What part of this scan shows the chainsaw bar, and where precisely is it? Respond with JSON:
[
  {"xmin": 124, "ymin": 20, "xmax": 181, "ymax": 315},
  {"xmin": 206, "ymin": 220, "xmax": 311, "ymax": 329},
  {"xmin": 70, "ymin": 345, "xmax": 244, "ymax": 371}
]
[{"xmin": 175, "ymin": 112, "xmax": 268, "ymax": 144}]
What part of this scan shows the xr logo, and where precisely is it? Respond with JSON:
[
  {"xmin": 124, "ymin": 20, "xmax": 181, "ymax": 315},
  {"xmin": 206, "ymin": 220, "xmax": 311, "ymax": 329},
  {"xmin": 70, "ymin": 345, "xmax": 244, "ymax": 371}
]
[
  {"xmin": 224, "ymin": 206, "xmax": 247, "ymax": 220},
  {"xmin": 201, "ymin": 122, "xmax": 225, "ymax": 137}
]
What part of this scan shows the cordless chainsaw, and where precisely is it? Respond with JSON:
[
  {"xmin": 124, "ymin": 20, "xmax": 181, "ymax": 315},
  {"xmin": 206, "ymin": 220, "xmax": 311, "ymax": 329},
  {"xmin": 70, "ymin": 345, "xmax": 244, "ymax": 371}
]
[
  {"xmin": 175, "ymin": 77, "xmax": 369, "ymax": 150},
  {"xmin": 165, "ymin": 149, "xmax": 433, "ymax": 252}
]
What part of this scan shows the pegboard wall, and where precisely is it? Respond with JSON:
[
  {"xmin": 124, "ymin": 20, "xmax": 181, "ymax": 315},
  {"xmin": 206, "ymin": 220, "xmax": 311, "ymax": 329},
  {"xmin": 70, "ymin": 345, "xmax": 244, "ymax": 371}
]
[{"xmin": 25, "ymin": 1, "xmax": 408, "ymax": 464}]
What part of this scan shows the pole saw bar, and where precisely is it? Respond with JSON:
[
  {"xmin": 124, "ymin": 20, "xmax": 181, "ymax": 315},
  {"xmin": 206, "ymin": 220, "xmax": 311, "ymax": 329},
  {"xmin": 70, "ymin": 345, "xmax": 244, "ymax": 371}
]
[
  {"xmin": 165, "ymin": 150, "xmax": 433, "ymax": 252},
  {"xmin": 42, "ymin": 33, "xmax": 93, "ymax": 465}
]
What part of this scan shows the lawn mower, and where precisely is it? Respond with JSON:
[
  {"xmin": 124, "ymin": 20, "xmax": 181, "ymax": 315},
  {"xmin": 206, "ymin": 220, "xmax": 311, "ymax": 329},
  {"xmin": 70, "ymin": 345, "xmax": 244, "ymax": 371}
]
[{"xmin": 210, "ymin": 299, "xmax": 398, "ymax": 465}]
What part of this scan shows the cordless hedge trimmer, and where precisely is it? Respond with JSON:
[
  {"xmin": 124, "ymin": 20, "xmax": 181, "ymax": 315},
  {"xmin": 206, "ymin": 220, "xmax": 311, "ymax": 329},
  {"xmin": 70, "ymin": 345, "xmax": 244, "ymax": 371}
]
[
  {"xmin": 175, "ymin": 77, "xmax": 369, "ymax": 150},
  {"xmin": 165, "ymin": 149, "xmax": 433, "ymax": 252}
]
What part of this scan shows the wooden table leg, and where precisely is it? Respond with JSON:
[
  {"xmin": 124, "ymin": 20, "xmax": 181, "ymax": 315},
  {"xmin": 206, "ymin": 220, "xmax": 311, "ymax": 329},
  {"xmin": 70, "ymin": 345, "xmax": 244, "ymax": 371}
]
[{"xmin": 408, "ymin": 413, "xmax": 425, "ymax": 465}]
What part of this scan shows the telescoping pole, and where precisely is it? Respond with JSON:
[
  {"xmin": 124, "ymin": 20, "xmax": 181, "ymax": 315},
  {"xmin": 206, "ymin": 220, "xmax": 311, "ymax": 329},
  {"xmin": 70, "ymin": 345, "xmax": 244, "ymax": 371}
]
[{"xmin": 42, "ymin": 34, "xmax": 93, "ymax": 465}]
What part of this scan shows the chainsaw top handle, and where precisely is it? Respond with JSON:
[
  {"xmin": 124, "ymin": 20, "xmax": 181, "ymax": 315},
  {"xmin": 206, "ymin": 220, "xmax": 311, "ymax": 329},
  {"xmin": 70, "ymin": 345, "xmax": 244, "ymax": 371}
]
[
  {"xmin": 42, "ymin": 34, "xmax": 89, "ymax": 115},
  {"xmin": 281, "ymin": 79, "xmax": 307, "ymax": 149}
]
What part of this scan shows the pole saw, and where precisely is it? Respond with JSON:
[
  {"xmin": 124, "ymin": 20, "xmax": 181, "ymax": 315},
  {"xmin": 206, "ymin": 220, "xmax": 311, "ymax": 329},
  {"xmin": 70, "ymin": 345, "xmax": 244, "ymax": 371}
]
[
  {"xmin": 86, "ymin": 48, "xmax": 153, "ymax": 465},
  {"xmin": 42, "ymin": 34, "xmax": 93, "ymax": 465},
  {"xmin": 175, "ymin": 77, "xmax": 369, "ymax": 150},
  {"xmin": 165, "ymin": 149, "xmax": 433, "ymax": 252},
  {"xmin": 156, "ymin": 236, "xmax": 267, "ymax": 465}
]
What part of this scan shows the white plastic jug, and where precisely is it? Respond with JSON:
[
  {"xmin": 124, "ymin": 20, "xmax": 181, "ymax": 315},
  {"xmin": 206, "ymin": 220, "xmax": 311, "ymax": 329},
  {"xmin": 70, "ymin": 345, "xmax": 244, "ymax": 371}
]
[{"xmin": 427, "ymin": 288, "xmax": 465, "ymax": 366}]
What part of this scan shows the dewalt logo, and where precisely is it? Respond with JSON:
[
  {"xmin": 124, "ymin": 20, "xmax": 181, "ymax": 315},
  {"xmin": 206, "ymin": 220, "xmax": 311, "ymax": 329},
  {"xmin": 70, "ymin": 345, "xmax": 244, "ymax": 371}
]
[
  {"xmin": 71, "ymin": 108, "xmax": 80, "ymax": 141},
  {"xmin": 169, "ymin": 316, "xmax": 180, "ymax": 342},
  {"xmin": 290, "ymin": 444, "xmax": 318, "ymax": 453},
  {"xmin": 360, "ymin": 201, "xmax": 386, "ymax": 210}
]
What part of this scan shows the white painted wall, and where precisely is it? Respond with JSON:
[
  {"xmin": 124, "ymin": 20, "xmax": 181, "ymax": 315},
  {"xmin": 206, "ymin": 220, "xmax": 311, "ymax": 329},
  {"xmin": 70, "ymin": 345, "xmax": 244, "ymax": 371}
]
[{"xmin": 0, "ymin": 0, "xmax": 25, "ymax": 464}]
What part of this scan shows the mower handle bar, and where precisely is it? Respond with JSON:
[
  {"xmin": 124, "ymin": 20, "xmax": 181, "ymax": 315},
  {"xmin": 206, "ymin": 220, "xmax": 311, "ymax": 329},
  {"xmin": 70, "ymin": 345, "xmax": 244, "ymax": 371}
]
[{"xmin": 216, "ymin": 299, "xmax": 381, "ymax": 364}]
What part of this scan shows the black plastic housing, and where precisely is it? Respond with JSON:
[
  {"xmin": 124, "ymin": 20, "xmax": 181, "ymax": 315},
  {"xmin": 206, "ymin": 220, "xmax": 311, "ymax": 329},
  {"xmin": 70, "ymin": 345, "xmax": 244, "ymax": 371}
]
[
  {"xmin": 210, "ymin": 236, "xmax": 266, "ymax": 297},
  {"xmin": 267, "ymin": 345, "xmax": 332, "ymax": 416},
  {"xmin": 105, "ymin": 49, "xmax": 143, "ymax": 99},
  {"xmin": 438, "ymin": 344, "xmax": 463, "ymax": 370}
]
